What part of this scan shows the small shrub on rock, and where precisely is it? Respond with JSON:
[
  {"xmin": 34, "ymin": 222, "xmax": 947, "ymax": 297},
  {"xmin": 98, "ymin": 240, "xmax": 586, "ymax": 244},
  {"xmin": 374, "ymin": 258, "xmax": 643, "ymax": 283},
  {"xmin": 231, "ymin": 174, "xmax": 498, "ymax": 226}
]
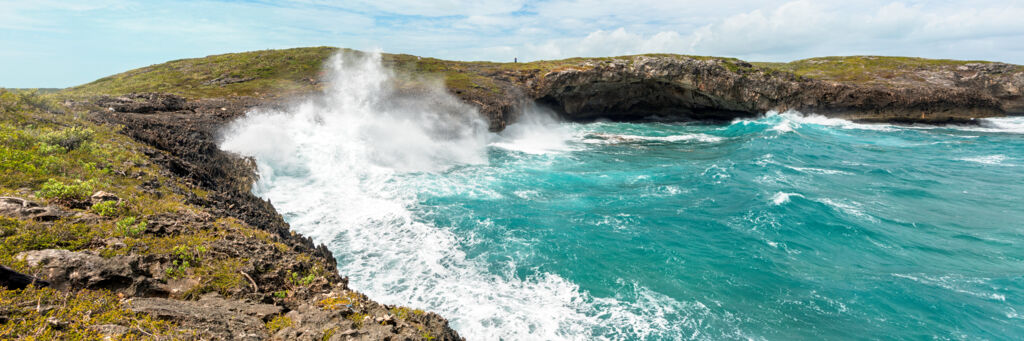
[
  {"xmin": 165, "ymin": 245, "xmax": 207, "ymax": 279},
  {"xmin": 266, "ymin": 315, "xmax": 293, "ymax": 333},
  {"xmin": 91, "ymin": 200, "xmax": 127, "ymax": 217},
  {"xmin": 39, "ymin": 127, "xmax": 94, "ymax": 151},
  {"xmin": 114, "ymin": 216, "xmax": 146, "ymax": 237},
  {"xmin": 36, "ymin": 179, "xmax": 95, "ymax": 203}
]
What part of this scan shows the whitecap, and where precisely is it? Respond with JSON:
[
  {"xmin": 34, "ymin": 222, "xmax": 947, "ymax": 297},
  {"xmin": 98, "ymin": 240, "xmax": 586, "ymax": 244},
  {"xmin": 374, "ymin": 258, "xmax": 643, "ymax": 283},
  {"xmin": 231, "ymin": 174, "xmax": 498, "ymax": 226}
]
[
  {"xmin": 958, "ymin": 154, "xmax": 1007, "ymax": 165},
  {"xmin": 584, "ymin": 133, "xmax": 723, "ymax": 143},
  {"xmin": 817, "ymin": 198, "xmax": 877, "ymax": 222},
  {"xmin": 771, "ymin": 192, "xmax": 804, "ymax": 205},
  {"xmin": 788, "ymin": 165, "xmax": 852, "ymax": 175},
  {"xmin": 221, "ymin": 51, "xmax": 690, "ymax": 340}
]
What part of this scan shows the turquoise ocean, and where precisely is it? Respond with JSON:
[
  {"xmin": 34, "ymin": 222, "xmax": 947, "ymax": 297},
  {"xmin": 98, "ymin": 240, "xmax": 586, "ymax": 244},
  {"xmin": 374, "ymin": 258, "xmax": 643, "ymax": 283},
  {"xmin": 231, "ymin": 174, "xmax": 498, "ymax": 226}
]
[{"xmin": 221, "ymin": 53, "xmax": 1024, "ymax": 340}]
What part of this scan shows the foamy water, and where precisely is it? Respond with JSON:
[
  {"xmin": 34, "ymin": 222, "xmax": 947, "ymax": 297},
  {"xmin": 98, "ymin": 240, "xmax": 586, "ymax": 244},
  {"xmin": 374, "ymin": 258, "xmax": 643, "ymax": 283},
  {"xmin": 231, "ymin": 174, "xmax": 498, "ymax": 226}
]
[{"xmin": 223, "ymin": 53, "xmax": 1024, "ymax": 340}]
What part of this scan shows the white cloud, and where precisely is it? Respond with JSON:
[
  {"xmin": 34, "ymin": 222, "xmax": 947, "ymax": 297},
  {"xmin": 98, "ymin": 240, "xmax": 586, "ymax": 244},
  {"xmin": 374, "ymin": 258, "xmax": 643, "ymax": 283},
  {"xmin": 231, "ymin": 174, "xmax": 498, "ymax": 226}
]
[
  {"xmin": 477, "ymin": 0, "xmax": 1024, "ymax": 62},
  {"xmin": 345, "ymin": 0, "xmax": 528, "ymax": 16}
]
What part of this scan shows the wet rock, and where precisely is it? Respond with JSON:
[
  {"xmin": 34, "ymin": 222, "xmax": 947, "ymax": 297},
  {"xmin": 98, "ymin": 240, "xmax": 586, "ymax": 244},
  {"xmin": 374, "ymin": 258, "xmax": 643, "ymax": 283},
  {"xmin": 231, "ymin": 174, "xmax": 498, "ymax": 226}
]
[{"xmin": 0, "ymin": 197, "xmax": 69, "ymax": 221}]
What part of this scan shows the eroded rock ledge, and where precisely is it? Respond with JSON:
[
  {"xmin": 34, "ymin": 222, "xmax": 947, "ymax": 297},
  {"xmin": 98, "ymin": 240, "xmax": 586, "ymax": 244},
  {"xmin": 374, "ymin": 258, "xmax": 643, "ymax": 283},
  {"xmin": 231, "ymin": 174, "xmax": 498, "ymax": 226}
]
[{"xmin": 456, "ymin": 56, "xmax": 1024, "ymax": 130}]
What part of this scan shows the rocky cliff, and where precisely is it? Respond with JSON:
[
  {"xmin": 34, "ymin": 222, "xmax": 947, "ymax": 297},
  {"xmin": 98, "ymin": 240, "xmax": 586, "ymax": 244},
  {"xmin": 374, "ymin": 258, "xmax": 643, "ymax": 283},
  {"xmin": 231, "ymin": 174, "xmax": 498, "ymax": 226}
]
[
  {"xmin": 449, "ymin": 55, "xmax": 1024, "ymax": 130},
  {"xmin": 0, "ymin": 90, "xmax": 463, "ymax": 340}
]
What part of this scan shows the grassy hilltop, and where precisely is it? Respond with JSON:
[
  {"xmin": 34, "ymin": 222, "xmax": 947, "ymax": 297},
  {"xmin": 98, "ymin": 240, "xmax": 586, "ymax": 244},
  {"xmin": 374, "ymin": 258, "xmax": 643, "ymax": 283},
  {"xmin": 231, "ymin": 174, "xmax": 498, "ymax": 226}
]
[{"xmin": 59, "ymin": 46, "xmax": 1021, "ymax": 101}]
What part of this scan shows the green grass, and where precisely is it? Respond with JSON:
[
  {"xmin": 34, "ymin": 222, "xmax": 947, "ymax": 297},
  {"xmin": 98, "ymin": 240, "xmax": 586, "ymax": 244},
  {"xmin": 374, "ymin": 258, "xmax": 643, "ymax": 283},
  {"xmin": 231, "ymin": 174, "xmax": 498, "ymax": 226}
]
[
  {"xmin": 0, "ymin": 88, "xmax": 346, "ymax": 336},
  {"xmin": 266, "ymin": 315, "xmax": 293, "ymax": 333},
  {"xmin": 57, "ymin": 47, "xmax": 1022, "ymax": 101},
  {"xmin": 0, "ymin": 286, "xmax": 178, "ymax": 340},
  {"xmin": 62, "ymin": 47, "xmax": 340, "ymax": 99},
  {"xmin": 753, "ymin": 56, "xmax": 1024, "ymax": 84}
]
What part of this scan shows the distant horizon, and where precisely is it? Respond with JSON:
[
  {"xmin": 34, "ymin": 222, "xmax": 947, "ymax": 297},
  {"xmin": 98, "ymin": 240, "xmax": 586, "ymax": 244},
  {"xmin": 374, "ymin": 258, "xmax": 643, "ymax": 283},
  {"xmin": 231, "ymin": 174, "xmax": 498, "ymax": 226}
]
[{"xmin": 3, "ymin": 0, "xmax": 1023, "ymax": 88}]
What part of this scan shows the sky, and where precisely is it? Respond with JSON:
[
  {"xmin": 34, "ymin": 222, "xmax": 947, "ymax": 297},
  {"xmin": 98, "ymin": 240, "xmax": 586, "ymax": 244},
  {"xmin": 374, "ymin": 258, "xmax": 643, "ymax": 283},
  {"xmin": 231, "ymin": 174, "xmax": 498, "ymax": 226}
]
[{"xmin": 2, "ymin": 0, "xmax": 1023, "ymax": 88}]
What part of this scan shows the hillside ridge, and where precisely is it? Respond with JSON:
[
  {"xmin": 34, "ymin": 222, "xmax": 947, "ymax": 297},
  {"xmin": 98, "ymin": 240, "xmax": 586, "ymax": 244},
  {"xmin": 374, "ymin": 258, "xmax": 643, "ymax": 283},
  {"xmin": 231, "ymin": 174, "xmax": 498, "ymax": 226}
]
[{"xmin": 59, "ymin": 47, "xmax": 1024, "ymax": 131}]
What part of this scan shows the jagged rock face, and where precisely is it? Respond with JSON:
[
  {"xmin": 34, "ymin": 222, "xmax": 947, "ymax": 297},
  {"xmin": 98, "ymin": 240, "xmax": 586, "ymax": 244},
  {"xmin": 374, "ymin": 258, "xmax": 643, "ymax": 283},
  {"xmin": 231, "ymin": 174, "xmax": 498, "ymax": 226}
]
[
  {"xmin": 447, "ymin": 56, "xmax": 1024, "ymax": 130},
  {"xmin": 80, "ymin": 95, "xmax": 465, "ymax": 341},
  {"xmin": 0, "ymin": 197, "xmax": 69, "ymax": 222},
  {"xmin": 16, "ymin": 249, "xmax": 166, "ymax": 297},
  {"xmin": 523, "ymin": 56, "xmax": 1023, "ymax": 125}
]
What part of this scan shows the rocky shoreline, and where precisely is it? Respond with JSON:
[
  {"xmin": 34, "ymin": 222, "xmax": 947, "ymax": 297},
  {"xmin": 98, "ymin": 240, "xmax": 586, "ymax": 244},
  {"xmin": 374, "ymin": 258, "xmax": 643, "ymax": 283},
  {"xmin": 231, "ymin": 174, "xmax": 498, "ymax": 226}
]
[
  {"xmin": 4, "ymin": 48, "xmax": 1023, "ymax": 340},
  {"xmin": 447, "ymin": 55, "xmax": 1024, "ymax": 131},
  {"xmin": 0, "ymin": 91, "xmax": 463, "ymax": 340}
]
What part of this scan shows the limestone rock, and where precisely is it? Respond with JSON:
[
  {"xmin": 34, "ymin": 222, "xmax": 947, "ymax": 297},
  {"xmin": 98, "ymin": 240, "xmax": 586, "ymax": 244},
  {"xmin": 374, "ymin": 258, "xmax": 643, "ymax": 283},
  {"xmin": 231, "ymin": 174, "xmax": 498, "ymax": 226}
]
[
  {"xmin": 0, "ymin": 197, "xmax": 69, "ymax": 221},
  {"xmin": 15, "ymin": 249, "xmax": 166, "ymax": 296},
  {"xmin": 127, "ymin": 294, "xmax": 281, "ymax": 340}
]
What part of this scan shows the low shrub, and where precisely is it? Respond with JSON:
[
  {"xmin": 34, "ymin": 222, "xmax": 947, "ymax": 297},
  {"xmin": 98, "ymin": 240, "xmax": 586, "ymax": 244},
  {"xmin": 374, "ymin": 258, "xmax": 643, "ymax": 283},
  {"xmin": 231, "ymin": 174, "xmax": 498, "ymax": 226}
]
[{"xmin": 36, "ymin": 178, "xmax": 95, "ymax": 202}]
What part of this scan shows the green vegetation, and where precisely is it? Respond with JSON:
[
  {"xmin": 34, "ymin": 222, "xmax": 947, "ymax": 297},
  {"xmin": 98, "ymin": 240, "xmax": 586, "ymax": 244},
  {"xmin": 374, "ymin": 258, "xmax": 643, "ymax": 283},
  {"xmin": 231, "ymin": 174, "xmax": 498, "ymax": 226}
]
[
  {"xmin": 57, "ymin": 47, "xmax": 758, "ymax": 102},
  {"xmin": 186, "ymin": 258, "xmax": 245, "ymax": 298},
  {"xmin": 54, "ymin": 47, "xmax": 1023, "ymax": 106},
  {"xmin": 0, "ymin": 286, "xmax": 177, "ymax": 339},
  {"xmin": 114, "ymin": 216, "xmax": 147, "ymax": 237},
  {"xmin": 90, "ymin": 200, "xmax": 127, "ymax": 217},
  {"xmin": 288, "ymin": 270, "xmax": 316, "ymax": 287},
  {"xmin": 753, "ymin": 56, "xmax": 1024, "ymax": 84},
  {"xmin": 321, "ymin": 327, "xmax": 338, "ymax": 341},
  {"xmin": 346, "ymin": 312, "xmax": 368, "ymax": 329},
  {"xmin": 35, "ymin": 179, "xmax": 95, "ymax": 203},
  {"xmin": 316, "ymin": 292, "xmax": 362, "ymax": 311},
  {"xmin": 2, "ymin": 52, "xmax": 446, "ymax": 337},
  {"xmin": 265, "ymin": 315, "xmax": 293, "ymax": 334},
  {"xmin": 165, "ymin": 245, "xmax": 207, "ymax": 279},
  {"xmin": 63, "ymin": 47, "xmax": 340, "ymax": 99}
]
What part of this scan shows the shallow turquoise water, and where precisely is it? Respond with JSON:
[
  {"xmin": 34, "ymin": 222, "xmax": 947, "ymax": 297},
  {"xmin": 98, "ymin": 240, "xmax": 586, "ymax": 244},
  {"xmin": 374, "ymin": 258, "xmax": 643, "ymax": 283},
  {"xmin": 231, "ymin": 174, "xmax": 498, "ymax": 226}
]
[
  {"xmin": 220, "ymin": 54, "xmax": 1024, "ymax": 340},
  {"xmin": 402, "ymin": 114, "xmax": 1024, "ymax": 339}
]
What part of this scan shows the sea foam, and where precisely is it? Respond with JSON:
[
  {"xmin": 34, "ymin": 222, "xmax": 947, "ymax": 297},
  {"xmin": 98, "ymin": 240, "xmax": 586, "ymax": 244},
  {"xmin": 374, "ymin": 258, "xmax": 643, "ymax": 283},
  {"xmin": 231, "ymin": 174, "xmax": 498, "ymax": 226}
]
[{"xmin": 221, "ymin": 51, "xmax": 678, "ymax": 340}]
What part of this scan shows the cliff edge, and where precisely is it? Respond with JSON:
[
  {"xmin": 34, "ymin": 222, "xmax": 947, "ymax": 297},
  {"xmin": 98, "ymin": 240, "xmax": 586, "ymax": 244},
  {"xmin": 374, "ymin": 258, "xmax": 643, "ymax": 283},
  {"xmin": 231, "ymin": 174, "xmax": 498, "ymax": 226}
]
[{"xmin": 63, "ymin": 47, "xmax": 1023, "ymax": 131}]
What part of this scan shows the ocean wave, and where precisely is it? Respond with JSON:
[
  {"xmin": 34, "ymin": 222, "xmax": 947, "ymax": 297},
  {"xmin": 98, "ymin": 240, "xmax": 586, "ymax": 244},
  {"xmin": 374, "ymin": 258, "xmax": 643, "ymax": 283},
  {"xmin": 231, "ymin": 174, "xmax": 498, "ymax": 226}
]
[
  {"xmin": 725, "ymin": 111, "xmax": 899, "ymax": 136},
  {"xmin": 959, "ymin": 154, "xmax": 1008, "ymax": 165},
  {"xmin": 892, "ymin": 273, "xmax": 1007, "ymax": 302},
  {"xmin": 787, "ymin": 165, "xmax": 852, "ymax": 175},
  {"xmin": 771, "ymin": 192, "xmax": 804, "ymax": 205},
  {"xmin": 583, "ymin": 132, "xmax": 724, "ymax": 144},
  {"xmin": 221, "ymin": 51, "xmax": 690, "ymax": 340},
  {"xmin": 489, "ymin": 106, "xmax": 577, "ymax": 154},
  {"xmin": 816, "ymin": 198, "xmax": 877, "ymax": 222}
]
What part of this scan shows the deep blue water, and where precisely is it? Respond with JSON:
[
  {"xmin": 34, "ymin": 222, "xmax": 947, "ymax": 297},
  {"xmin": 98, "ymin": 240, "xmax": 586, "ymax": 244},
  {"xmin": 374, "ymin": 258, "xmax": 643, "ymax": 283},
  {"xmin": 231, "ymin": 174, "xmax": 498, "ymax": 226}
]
[{"xmin": 221, "ymin": 54, "xmax": 1024, "ymax": 340}]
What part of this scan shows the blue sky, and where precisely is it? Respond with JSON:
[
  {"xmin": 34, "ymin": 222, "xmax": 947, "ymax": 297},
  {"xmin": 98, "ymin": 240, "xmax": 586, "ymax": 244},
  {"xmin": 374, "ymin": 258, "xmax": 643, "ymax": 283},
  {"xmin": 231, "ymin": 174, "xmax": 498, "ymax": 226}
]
[{"xmin": 2, "ymin": 0, "xmax": 1023, "ymax": 88}]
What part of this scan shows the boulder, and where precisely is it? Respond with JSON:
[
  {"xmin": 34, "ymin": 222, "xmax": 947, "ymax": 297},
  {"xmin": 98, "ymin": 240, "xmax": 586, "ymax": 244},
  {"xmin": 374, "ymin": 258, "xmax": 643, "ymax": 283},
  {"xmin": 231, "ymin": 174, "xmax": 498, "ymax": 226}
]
[
  {"xmin": 16, "ymin": 249, "xmax": 166, "ymax": 296},
  {"xmin": 0, "ymin": 197, "xmax": 68, "ymax": 221},
  {"xmin": 127, "ymin": 294, "xmax": 281, "ymax": 340},
  {"xmin": 90, "ymin": 191, "xmax": 121, "ymax": 204}
]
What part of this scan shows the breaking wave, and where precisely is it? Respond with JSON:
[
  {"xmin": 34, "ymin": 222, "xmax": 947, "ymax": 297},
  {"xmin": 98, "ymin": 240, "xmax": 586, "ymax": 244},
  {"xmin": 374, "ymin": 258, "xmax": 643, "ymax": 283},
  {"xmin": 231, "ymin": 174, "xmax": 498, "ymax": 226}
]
[
  {"xmin": 220, "ymin": 53, "xmax": 1024, "ymax": 340},
  {"xmin": 220, "ymin": 51, "xmax": 680, "ymax": 340}
]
